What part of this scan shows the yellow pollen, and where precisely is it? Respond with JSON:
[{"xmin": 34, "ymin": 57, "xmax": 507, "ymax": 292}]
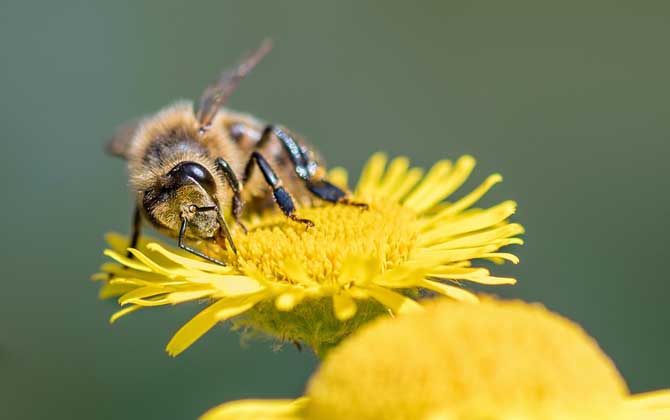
[{"xmin": 228, "ymin": 201, "xmax": 418, "ymax": 285}]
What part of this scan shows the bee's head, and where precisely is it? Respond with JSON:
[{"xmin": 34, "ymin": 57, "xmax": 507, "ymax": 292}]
[{"xmin": 142, "ymin": 161, "xmax": 222, "ymax": 239}]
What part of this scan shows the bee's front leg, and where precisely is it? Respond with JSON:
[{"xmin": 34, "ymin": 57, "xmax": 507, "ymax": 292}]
[{"xmin": 214, "ymin": 157, "xmax": 248, "ymax": 233}]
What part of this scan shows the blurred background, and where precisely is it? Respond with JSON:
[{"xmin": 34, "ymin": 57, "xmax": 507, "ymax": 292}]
[{"xmin": 1, "ymin": 1, "xmax": 669, "ymax": 418}]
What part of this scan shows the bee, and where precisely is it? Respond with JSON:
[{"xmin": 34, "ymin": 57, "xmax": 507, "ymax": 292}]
[{"xmin": 106, "ymin": 40, "xmax": 365, "ymax": 266}]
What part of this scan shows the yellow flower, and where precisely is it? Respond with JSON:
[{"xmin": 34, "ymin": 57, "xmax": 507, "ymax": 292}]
[
  {"xmin": 201, "ymin": 298, "xmax": 670, "ymax": 420},
  {"xmin": 94, "ymin": 153, "xmax": 523, "ymax": 356}
]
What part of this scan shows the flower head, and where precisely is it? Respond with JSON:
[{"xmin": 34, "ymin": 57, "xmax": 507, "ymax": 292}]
[
  {"xmin": 94, "ymin": 153, "xmax": 523, "ymax": 355},
  {"xmin": 201, "ymin": 298, "xmax": 670, "ymax": 420}
]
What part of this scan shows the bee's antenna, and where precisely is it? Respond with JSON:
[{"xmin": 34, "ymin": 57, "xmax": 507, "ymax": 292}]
[{"xmin": 197, "ymin": 39, "xmax": 273, "ymax": 134}]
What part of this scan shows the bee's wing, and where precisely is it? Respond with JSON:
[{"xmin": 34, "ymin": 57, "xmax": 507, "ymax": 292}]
[
  {"xmin": 196, "ymin": 39, "xmax": 273, "ymax": 131},
  {"xmin": 105, "ymin": 118, "xmax": 142, "ymax": 159}
]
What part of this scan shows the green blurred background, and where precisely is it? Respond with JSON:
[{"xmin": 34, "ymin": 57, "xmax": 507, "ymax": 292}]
[{"xmin": 1, "ymin": 1, "xmax": 669, "ymax": 418}]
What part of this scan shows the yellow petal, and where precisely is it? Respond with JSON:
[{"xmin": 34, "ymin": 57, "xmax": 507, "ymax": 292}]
[
  {"xmin": 109, "ymin": 276, "xmax": 184, "ymax": 288},
  {"xmin": 424, "ymin": 173, "xmax": 503, "ymax": 224},
  {"xmin": 496, "ymin": 237, "xmax": 524, "ymax": 247},
  {"xmin": 98, "ymin": 282, "xmax": 135, "ymax": 299},
  {"xmin": 90, "ymin": 272, "xmax": 109, "ymax": 281},
  {"xmin": 425, "ymin": 263, "xmax": 516, "ymax": 285},
  {"xmin": 327, "ymin": 167, "xmax": 348, "ymax": 190},
  {"xmin": 200, "ymin": 275, "xmax": 266, "ymax": 297},
  {"xmin": 337, "ymin": 256, "xmax": 380, "ymax": 287},
  {"xmin": 413, "ymin": 244, "xmax": 500, "ymax": 265},
  {"xmin": 105, "ymin": 232, "xmax": 156, "ymax": 254},
  {"xmin": 119, "ymin": 286, "xmax": 172, "ymax": 306},
  {"xmin": 109, "ymin": 305, "xmax": 142, "ymax": 324},
  {"xmin": 625, "ymin": 389, "xmax": 670, "ymax": 408},
  {"xmin": 275, "ymin": 289, "xmax": 306, "ymax": 311},
  {"xmin": 372, "ymin": 263, "xmax": 431, "ymax": 288},
  {"xmin": 459, "ymin": 275, "xmax": 516, "ymax": 285},
  {"xmin": 103, "ymin": 250, "xmax": 151, "ymax": 272},
  {"xmin": 127, "ymin": 248, "xmax": 192, "ymax": 278},
  {"xmin": 200, "ymin": 397, "xmax": 309, "ymax": 420},
  {"xmin": 355, "ymin": 153, "xmax": 387, "ymax": 197},
  {"xmin": 402, "ymin": 160, "xmax": 452, "ymax": 210},
  {"xmin": 482, "ymin": 252, "xmax": 520, "ymax": 264},
  {"xmin": 166, "ymin": 293, "xmax": 265, "ymax": 357},
  {"xmin": 407, "ymin": 155, "xmax": 476, "ymax": 214},
  {"xmin": 418, "ymin": 279, "xmax": 479, "ymax": 303},
  {"xmin": 364, "ymin": 285, "xmax": 423, "ymax": 315},
  {"xmin": 386, "ymin": 167, "xmax": 425, "ymax": 202},
  {"xmin": 348, "ymin": 286, "xmax": 370, "ymax": 300},
  {"xmin": 376, "ymin": 157, "xmax": 410, "ymax": 196},
  {"xmin": 214, "ymin": 295, "xmax": 264, "ymax": 321},
  {"xmin": 105, "ymin": 232, "xmax": 131, "ymax": 254},
  {"xmin": 417, "ymin": 201, "xmax": 517, "ymax": 245},
  {"xmin": 333, "ymin": 293, "xmax": 357, "ymax": 321},
  {"xmin": 101, "ymin": 263, "xmax": 177, "ymax": 282},
  {"xmin": 428, "ymin": 266, "xmax": 490, "ymax": 277},
  {"xmin": 166, "ymin": 289, "xmax": 217, "ymax": 304},
  {"xmin": 147, "ymin": 242, "xmax": 233, "ymax": 274},
  {"xmin": 422, "ymin": 223, "xmax": 524, "ymax": 251}
]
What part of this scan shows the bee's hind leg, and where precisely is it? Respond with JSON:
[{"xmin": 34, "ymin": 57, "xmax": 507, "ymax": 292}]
[
  {"xmin": 304, "ymin": 179, "xmax": 368, "ymax": 208},
  {"xmin": 256, "ymin": 125, "xmax": 367, "ymax": 208}
]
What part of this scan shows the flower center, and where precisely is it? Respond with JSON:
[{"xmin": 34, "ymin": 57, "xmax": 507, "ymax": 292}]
[
  {"xmin": 305, "ymin": 299, "xmax": 630, "ymax": 420},
  {"xmin": 227, "ymin": 201, "xmax": 418, "ymax": 285}
]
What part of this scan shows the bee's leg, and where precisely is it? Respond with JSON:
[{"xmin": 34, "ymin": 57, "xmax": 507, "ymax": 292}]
[
  {"xmin": 127, "ymin": 205, "xmax": 142, "ymax": 258},
  {"xmin": 256, "ymin": 125, "xmax": 311, "ymax": 180},
  {"xmin": 214, "ymin": 157, "xmax": 247, "ymax": 233},
  {"xmin": 257, "ymin": 125, "xmax": 367, "ymax": 208},
  {"xmin": 243, "ymin": 151, "xmax": 314, "ymax": 227},
  {"xmin": 304, "ymin": 179, "xmax": 368, "ymax": 208},
  {"xmin": 178, "ymin": 216, "xmax": 227, "ymax": 266}
]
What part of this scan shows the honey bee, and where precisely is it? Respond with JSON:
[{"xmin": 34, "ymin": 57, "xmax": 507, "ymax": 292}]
[{"xmin": 107, "ymin": 40, "xmax": 365, "ymax": 265}]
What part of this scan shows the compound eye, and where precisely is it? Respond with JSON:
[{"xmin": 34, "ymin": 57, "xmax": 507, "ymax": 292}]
[{"xmin": 168, "ymin": 161, "xmax": 217, "ymax": 196}]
